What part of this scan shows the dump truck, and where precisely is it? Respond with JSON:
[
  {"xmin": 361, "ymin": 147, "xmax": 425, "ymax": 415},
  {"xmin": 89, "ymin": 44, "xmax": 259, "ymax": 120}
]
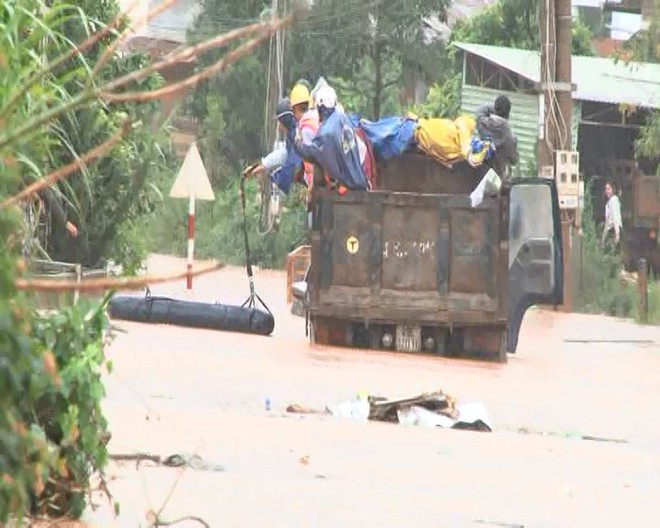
[{"xmin": 297, "ymin": 154, "xmax": 564, "ymax": 362}]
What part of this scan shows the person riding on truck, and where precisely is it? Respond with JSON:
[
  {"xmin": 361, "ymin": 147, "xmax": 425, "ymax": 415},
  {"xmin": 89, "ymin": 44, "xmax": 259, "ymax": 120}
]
[
  {"xmin": 476, "ymin": 94, "xmax": 512, "ymax": 122},
  {"xmin": 294, "ymin": 85, "xmax": 369, "ymax": 194},
  {"xmin": 294, "ymin": 78, "xmax": 313, "ymax": 96},
  {"xmin": 245, "ymin": 78, "xmax": 315, "ymax": 181},
  {"xmin": 290, "ymin": 83, "xmax": 319, "ymax": 189},
  {"xmin": 475, "ymin": 94, "xmax": 519, "ymax": 174},
  {"xmin": 244, "ymin": 97, "xmax": 303, "ymax": 194}
]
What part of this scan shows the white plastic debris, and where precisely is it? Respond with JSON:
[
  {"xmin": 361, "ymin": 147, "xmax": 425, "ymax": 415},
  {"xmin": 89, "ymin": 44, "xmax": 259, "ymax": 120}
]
[
  {"xmin": 470, "ymin": 168, "xmax": 502, "ymax": 208},
  {"xmin": 397, "ymin": 406, "xmax": 455, "ymax": 429},
  {"xmin": 328, "ymin": 396, "xmax": 370, "ymax": 422},
  {"xmin": 455, "ymin": 401, "xmax": 493, "ymax": 431},
  {"xmin": 396, "ymin": 401, "xmax": 492, "ymax": 431}
]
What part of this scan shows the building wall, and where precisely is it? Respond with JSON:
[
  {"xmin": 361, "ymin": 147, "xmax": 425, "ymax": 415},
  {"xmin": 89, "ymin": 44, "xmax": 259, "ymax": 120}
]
[{"xmin": 460, "ymin": 84, "xmax": 581, "ymax": 176}]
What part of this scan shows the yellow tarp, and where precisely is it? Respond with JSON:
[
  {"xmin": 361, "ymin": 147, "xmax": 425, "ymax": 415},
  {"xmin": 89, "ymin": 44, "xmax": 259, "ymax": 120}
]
[{"xmin": 411, "ymin": 113, "xmax": 488, "ymax": 167}]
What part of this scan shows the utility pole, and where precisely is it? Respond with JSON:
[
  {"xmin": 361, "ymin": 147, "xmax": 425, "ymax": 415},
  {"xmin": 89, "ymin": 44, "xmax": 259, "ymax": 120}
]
[
  {"xmin": 538, "ymin": 0, "xmax": 573, "ymax": 165},
  {"xmin": 556, "ymin": 0, "xmax": 574, "ymax": 313},
  {"xmin": 539, "ymin": 0, "xmax": 575, "ymax": 312},
  {"xmin": 538, "ymin": 0, "xmax": 557, "ymax": 173},
  {"xmin": 264, "ymin": 0, "xmax": 282, "ymax": 151},
  {"xmin": 556, "ymin": 0, "xmax": 573, "ymax": 152}
]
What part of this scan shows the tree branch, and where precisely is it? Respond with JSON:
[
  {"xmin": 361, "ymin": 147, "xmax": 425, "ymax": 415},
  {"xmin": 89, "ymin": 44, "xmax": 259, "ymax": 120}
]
[
  {"xmin": 15, "ymin": 262, "xmax": 224, "ymax": 292},
  {"xmin": 0, "ymin": 13, "xmax": 299, "ymax": 150},
  {"xmin": 154, "ymin": 516, "xmax": 210, "ymax": 528},
  {"xmin": 382, "ymin": 75, "xmax": 402, "ymax": 90},
  {"xmin": 101, "ymin": 16, "xmax": 296, "ymax": 103},
  {"xmin": 103, "ymin": 20, "xmax": 271, "ymax": 93},
  {"xmin": 0, "ymin": 0, "xmax": 138, "ymax": 124},
  {"xmin": 1, "ymin": 121, "xmax": 131, "ymax": 209}
]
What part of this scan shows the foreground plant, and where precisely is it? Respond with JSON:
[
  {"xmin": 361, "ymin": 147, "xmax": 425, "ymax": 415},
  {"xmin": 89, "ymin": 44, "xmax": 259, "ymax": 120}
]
[{"xmin": 0, "ymin": 0, "xmax": 303, "ymax": 522}]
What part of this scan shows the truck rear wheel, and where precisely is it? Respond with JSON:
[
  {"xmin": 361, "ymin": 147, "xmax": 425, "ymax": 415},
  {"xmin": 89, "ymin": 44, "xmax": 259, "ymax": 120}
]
[
  {"xmin": 310, "ymin": 317, "xmax": 352, "ymax": 347},
  {"xmin": 460, "ymin": 326, "xmax": 507, "ymax": 363}
]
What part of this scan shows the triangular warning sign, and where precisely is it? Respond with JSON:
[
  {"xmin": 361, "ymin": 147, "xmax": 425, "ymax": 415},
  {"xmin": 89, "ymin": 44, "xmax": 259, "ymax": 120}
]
[{"xmin": 169, "ymin": 143, "xmax": 215, "ymax": 200}]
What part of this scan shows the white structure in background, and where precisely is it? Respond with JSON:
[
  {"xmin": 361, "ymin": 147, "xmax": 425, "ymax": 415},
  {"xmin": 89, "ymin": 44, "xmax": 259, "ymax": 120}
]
[
  {"xmin": 608, "ymin": 10, "xmax": 644, "ymax": 39},
  {"xmin": 117, "ymin": 0, "xmax": 203, "ymax": 158},
  {"xmin": 572, "ymin": 0, "xmax": 610, "ymax": 6},
  {"xmin": 572, "ymin": 0, "xmax": 647, "ymax": 41},
  {"xmin": 117, "ymin": 0, "xmax": 201, "ymax": 44}
]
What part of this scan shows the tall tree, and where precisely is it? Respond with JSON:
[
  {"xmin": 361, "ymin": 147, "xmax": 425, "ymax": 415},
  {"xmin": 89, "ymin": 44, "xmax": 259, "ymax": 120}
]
[
  {"xmin": 450, "ymin": 0, "xmax": 595, "ymax": 56},
  {"xmin": 288, "ymin": 0, "xmax": 451, "ymax": 119}
]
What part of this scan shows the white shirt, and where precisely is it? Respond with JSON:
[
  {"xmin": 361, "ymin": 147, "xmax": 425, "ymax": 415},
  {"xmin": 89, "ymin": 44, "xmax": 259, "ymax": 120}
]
[
  {"xmin": 604, "ymin": 195, "xmax": 622, "ymax": 233},
  {"xmin": 261, "ymin": 141, "xmax": 287, "ymax": 172}
]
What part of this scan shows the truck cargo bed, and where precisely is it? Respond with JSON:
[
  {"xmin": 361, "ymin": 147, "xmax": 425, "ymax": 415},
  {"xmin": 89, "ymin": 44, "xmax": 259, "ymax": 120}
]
[
  {"xmin": 305, "ymin": 155, "xmax": 563, "ymax": 362},
  {"xmin": 309, "ymin": 190, "xmax": 508, "ymax": 326}
]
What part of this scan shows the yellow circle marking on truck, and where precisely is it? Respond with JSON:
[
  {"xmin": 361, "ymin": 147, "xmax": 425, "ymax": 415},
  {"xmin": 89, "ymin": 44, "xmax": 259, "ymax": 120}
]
[{"xmin": 346, "ymin": 235, "xmax": 359, "ymax": 254}]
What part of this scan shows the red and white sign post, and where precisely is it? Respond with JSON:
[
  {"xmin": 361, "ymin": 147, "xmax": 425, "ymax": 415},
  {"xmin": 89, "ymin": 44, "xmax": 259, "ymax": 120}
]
[
  {"xmin": 170, "ymin": 143, "xmax": 215, "ymax": 291},
  {"xmin": 186, "ymin": 194, "xmax": 195, "ymax": 289}
]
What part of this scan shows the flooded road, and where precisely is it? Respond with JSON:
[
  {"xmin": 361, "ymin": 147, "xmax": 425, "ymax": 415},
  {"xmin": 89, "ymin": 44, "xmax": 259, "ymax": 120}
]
[{"xmin": 85, "ymin": 255, "xmax": 660, "ymax": 527}]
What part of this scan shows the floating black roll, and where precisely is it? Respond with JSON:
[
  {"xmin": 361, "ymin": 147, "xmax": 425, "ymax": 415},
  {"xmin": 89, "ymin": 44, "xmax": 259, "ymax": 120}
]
[{"xmin": 108, "ymin": 295, "xmax": 275, "ymax": 336}]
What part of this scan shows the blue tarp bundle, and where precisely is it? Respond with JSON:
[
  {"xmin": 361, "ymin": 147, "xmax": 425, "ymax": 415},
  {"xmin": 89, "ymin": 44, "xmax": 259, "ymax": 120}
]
[{"xmin": 349, "ymin": 115, "xmax": 418, "ymax": 161}]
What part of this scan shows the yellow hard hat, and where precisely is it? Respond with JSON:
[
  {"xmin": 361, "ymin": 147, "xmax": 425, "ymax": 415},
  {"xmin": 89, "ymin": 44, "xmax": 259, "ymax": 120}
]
[{"xmin": 290, "ymin": 83, "xmax": 312, "ymax": 108}]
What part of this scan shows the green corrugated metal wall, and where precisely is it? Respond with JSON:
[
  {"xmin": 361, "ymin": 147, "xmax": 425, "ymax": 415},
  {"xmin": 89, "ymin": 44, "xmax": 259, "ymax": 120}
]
[
  {"xmin": 460, "ymin": 84, "xmax": 539, "ymax": 175},
  {"xmin": 460, "ymin": 83, "xmax": 581, "ymax": 176}
]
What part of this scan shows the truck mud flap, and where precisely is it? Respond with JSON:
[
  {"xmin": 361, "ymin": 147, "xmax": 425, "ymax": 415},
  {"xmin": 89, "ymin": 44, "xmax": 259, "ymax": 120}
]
[{"xmin": 108, "ymin": 295, "xmax": 275, "ymax": 336}]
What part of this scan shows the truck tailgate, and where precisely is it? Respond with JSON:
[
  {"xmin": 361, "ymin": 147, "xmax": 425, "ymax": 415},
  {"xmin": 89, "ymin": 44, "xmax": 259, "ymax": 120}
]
[{"xmin": 311, "ymin": 190, "xmax": 508, "ymax": 325}]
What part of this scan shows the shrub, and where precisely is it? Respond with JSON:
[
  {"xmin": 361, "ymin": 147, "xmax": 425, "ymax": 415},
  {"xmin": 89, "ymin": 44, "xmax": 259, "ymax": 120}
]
[
  {"xmin": 574, "ymin": 182, "xmax": 660, "ymax": 324},
  {"xmin": 149, "ymin": 178, "xmax": 309, "ymax": 269}
]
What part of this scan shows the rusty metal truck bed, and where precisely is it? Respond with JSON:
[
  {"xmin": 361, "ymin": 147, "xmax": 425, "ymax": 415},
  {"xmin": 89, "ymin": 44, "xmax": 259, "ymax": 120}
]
[{"xmin": 306, "ymin": 155, "xmax": 563, "ymax": 362}]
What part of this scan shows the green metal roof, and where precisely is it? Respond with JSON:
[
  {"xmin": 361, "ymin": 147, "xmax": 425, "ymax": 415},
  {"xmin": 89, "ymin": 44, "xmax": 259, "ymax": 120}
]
[{"xmin": 453, "ymin": 41, "xmax": 660, "ymax": 109}]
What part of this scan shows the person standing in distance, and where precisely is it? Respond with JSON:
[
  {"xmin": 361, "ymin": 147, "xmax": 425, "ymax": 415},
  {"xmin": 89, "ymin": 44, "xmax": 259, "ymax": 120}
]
[{"xmin": 601, "ymin": 181, "xmax": 622, "ymax": 251}]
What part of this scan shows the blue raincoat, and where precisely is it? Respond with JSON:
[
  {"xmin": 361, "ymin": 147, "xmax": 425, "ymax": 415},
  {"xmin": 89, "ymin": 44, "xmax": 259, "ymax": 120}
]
[
  {"xmin": 349, "ymin": 115, "xmax": 418, "ymax": 161},
  {"xmin": 296, "ymin": 109, "xmax": 368, "ymax": 191}
]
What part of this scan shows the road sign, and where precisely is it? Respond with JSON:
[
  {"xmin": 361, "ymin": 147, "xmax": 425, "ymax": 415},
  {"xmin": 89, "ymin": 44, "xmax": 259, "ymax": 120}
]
[
  {"xmin": 169, "ymin": 143, "xmax": 215, "ymax": 290},
  {"xmin": 169, "ymin": 143, "xmax": 215, "ymax": 201}
]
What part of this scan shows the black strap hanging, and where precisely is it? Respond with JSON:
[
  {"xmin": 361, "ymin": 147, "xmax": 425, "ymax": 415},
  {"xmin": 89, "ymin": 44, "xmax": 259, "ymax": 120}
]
[{"xmin": 239, "ymin": 173, "xmax": 272, "ymax": 315}]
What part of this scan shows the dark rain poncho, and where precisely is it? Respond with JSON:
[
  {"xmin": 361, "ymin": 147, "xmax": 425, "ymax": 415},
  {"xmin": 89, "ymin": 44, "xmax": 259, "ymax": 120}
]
[{"xmin": 295, "ymin": 109, "xmax": 369, "ymax": 191}]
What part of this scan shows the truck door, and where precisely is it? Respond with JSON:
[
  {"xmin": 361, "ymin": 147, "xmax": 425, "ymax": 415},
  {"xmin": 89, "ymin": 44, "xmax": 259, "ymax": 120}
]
[{"xmin": 507, "ymin": 178, "xmax": 564, "ymax": 353}]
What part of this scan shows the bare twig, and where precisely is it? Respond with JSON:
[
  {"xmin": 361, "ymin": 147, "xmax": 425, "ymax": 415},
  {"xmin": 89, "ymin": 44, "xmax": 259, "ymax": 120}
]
[
  {"xmin": 1, "ymin": 121, "xmax": 131, "ymax": 209},
  {"xmin": 104, "ymin": 19, "xmax": 267, "ymax": 93},
  {"xmin": 93, "ymin": 0, "xmax": 179, "ymax": 77},
  {"xmin": 0, "ymin": 17, "xmax": 287, "ymax": 150},
  {"xmin": 153, "ymin": 516, "xmax": 211, "ymax": 528},
  {"xmin": 0, "ymin": 8, "xmax": 305, "ymax": 150},
  {"xmin": 155, "ymin": 469, "xmax": 186, "ymax": 519},
  {"xmin": 0, "ymin": 0, "xmax": 177, "ymax": 149},
  {"xmin": 102, "ymin": 16, "xmax": 295, "ymax": 103},
  {"xmin": 95, "ymin": 469, "xmax": 116, "ymax": 517},
  {"xmin": 110, "ymin": 453, "xmax": 162, "ymax": 467},
  {"xmin": 15, "ymin": 262, "xmax": 224, "ymax": 292}
]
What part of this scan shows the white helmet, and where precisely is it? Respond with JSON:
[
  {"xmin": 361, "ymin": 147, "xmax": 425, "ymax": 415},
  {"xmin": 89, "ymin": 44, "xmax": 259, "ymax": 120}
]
[{"xmin": 315, "ymin": 85, "xmax": 337, "ymax": 110}]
